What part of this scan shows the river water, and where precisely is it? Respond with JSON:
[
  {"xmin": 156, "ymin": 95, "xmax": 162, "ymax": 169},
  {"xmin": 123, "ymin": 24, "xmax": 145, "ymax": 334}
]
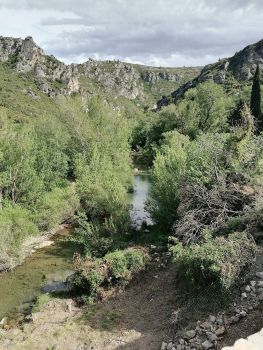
[
  {"xmin": 0, "ymin": 228, "xmax": 77, "ymax": 321},
  {"xmin": 0, "ymin": 174, "xmax": 152, "ymax": 321},
  {"xmin": 129, "ymin": 174, "xmax": 153, "ymax": 229}
]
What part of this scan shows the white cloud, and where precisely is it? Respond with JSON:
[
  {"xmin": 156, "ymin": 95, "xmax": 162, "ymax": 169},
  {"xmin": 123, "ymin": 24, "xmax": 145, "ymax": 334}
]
[{"xmin": 0, "ymin": 0, "xmax": 262, "ymax": 66}]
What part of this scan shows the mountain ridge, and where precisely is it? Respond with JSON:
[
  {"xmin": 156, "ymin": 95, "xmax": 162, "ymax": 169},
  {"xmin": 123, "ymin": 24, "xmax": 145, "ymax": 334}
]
[
  {"xmin": 0, "ymin": 35, "xmax": 201, "ymax": 104},
  {"xmin": 157, "ymin": 38, "xmax": 263, "ymax": 108}
]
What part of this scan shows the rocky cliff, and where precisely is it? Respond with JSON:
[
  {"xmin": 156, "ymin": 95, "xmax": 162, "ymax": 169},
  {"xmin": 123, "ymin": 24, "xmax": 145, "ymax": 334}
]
[
  {"xmin": 0, "ymin": 36, "xmax": 201, "ymax": 103},
  {"xmin": 157, "ymin": 38, "xmax": 263, "ymax": 107}
]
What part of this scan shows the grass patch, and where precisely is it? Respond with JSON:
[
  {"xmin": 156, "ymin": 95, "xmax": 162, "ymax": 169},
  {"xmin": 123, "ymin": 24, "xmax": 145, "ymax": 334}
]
[{"xmin": 32, "ymin": 293, "xmax": 52, "ymax": 313}]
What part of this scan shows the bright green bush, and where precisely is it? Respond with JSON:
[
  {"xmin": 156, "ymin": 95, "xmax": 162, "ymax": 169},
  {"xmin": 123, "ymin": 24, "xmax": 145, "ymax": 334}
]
[
  {"xmin": 70, "ymin": 247, "xmax": 149, "ymax": 296},
  {"xmin": 171, "ymin": 231, "xmax": 256, "ymax": 289},
  {"xmin": 35, "ymin": 186, "xmax": 79, "ymax": 231},
  {"xmin": 74, "ymin": 216, "xmax": 118, "ymax": 257},
  {"xmin": 0, "ymin": 204, "xmax": 39, "ymax": 259},
  {"xmin": 147, "ymin": 131, "xmax": 190, "ymax": 226}
]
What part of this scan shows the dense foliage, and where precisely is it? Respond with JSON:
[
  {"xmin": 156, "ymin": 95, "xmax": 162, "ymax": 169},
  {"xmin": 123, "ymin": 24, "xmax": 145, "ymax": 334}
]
[
  {"xmin": 146, "ymin": 82, "xmax": 263, "ymax": 289},
  {"xmin": 250, "ymin": 65, "xmax": 262, "ymax": 131},
  {"xmin": 70, "ymin": 247, "xmax": 149, "ymax": 298},
  {"xmin": 0, "ymin": 94, "xmax": 132, "ymax": 268}
]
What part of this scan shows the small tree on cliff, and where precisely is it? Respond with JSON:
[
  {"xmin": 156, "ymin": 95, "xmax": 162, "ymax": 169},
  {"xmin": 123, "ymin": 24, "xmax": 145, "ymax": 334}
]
[{"xmin": 250, "ymin": 65, "xmax": 262, "ymax": 131}]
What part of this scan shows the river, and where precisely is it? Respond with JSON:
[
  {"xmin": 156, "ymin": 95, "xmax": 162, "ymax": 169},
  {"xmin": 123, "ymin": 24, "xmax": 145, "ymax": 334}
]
[
  {"xmin": 0, "ymin": 227, "xmax": 77, "ymax": 321},
  {"xmin": 0, "ymin": 174, "xmax": 152, "ymax": 321},
  {"xmin": 129, "ymin": 173, "xmax": 153, "ymax": 229}
]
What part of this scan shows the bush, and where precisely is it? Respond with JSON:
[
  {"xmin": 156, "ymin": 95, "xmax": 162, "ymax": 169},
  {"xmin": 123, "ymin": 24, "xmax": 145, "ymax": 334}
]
[
  {"xmin": 171, "ymin": 231, "xmax": 256, "ymax": 289},
  {"xmin": 0, "ymin": 204, "xmax": 39, "ymax": 263},
  {"xmin": 70, "ymin": 247, "xmax": 149, "ymax": 296},
  {"xmin": 35, "ymin": 186, "xmax": 79, "ymax": 231},
  {"xmin": 74, "ymin": 216, "xmax": 118, "ymax": 257}
]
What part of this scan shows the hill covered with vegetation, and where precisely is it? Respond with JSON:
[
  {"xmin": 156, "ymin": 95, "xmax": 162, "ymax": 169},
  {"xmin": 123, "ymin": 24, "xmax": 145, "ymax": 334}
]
[{"xmin": 0, "ymin": 35, "xmax": 263, "ymax": 350}]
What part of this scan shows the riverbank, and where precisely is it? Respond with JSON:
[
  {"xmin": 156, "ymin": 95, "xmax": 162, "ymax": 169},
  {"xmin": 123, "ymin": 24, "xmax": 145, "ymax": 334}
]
[
  {"xmin": 0, "ymin": 225, "xmax": 78, "ymax": 322},
  {"xmin": 0, "ymin": 224, "xmax": 71, "ymax": 274},
  {"xmin": 1, "ymin": 246, "xmax": 263, "ymax": 350}
]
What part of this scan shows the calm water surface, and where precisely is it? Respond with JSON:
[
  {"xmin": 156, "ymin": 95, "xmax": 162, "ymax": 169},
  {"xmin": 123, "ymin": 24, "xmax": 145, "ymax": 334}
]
[
  {"xmin": 129, "ymin": 174, "xmax": 153, "ymax": 229},
  {"xmin": 0, "ymin": 228, "xmax": 76, "ymax": 320},
  {"xmin": 0, "ymin": 174, "xmax": 153, "ymax": 321}
]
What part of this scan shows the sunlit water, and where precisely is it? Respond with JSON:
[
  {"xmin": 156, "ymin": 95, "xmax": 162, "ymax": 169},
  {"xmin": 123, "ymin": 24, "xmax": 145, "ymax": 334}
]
[{"xmin": 129, "ymin": 174, "xmax": 153, "ymax": 229}]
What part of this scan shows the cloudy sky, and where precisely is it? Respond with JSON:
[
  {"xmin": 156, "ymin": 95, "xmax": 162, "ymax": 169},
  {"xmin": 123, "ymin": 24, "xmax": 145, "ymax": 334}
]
[{"xmin": 0, "ymin": 0, "xmax": 262, "ymax": 67}]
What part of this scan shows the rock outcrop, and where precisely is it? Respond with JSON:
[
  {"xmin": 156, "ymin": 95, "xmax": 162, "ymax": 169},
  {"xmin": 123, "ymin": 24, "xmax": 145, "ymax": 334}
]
[
  {"xmin": 157, "ymin": 38, "xmax": 263, "ymax": 107},
  {"xmin": 0, "ymin": 36, "xmax": 201, "ymax": 101}
]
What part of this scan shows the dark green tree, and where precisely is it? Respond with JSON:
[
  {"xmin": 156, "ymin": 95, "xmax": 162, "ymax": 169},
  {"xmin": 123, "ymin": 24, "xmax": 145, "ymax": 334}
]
[{"xmin": 250, "ymin": 65, "xmax": 262, "ymax": 131}]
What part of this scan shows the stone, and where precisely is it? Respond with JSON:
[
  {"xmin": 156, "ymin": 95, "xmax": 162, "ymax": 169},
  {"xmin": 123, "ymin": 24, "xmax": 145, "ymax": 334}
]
[
  {"xmin": 230, "ymin": 315, "xmax": 240, "ymax": 324},
  {"xmin": 241, "ymin": 292, "xmax": 247, "ymax": 299},
  {"xmin": 167, "ymin": 342, "xmax": 173, "ymax": 350},
  {"xmin": 239, "ymin": 310, "xmax": 247, "ymax": 318},
  {"xmin": 250, "ymin": 281, "xmax": 257, "ymax": 287},
  {"xmin": 208, "ymin": 315, "xmax": 216, "ymax": 323},
  {"xmin": 215, "ymin": 326, "xmax": 225, "ymax": 336},
  {"xmin": 206, "ymin": 332, "xmax": 217, "ymax": 342},
  {"xmin": 216, "ymin": 317, "xmax": 224, "ymax": 326},
  {"xmin": 257, "ymin": 281, "xmax": 263, "ymax": 287},
  {"xmin": 256, "ymin": 272, "xmax": 263, "ymax": 279},
  {"xmin": 184, "ymin": 330, "xmax": 196, "ymax": 340},
  {"xmin": 201, "ymin": 321, "xmax": 212, "ymax": 330},
  {"xmin": 244, "ymin": 285, "xmax": 251, "ymax": 292},
  {"xmin": 0, "ymin": 318, "xmax": 7, "ymax": 328},
  {"xmin": 161, "ymin": 342, "xmax": 167, "ymax": 350},
  {"xmin": 201, "ymin": 340, "xmax": 214, "ymax": 349}
]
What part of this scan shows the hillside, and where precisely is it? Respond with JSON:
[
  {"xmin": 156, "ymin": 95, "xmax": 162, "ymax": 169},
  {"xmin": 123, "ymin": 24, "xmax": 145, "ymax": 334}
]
[
  {"xmin": 157, "ymin": 38, "xmax": 263, "ymax": 107},
  {"xmin": 0, "ymin": 36, "xmax": 201, "ymax": 110}
]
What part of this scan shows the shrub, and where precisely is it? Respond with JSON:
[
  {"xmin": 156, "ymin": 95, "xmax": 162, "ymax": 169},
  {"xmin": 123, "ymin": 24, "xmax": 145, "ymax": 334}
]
[
  {"xmin": 35, "ymin": 186, "xmax": 79, "ymax": 231},
  {"xmin": 0, "ymin": 203, "xmax": 39, "ymax": 262},
  {"xmin": 74, "ymin": 216, "xmax": 118, "ymax": 257},
  {"xmin": 70, "ymin": 247, "xmax": 149, "ymax": 296},
  {"xmin": 171, "ymin": 231, "xmax": 256, "ymax": 289}
]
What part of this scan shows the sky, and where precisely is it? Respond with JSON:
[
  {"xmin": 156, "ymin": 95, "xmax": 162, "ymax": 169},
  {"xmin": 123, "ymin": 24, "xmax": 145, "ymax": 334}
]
[{"xmin": 0, "ymin": 0, "xmax": 262, "ymax": 67}]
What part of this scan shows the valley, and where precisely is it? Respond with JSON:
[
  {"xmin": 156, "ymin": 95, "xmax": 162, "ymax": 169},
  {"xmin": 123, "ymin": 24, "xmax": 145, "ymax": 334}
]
[{"xmin": 0, "ymin": 34, "xmax": 262, "ymax": 350}]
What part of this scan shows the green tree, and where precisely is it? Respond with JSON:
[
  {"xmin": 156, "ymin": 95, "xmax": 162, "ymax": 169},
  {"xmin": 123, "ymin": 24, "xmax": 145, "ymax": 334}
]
[{"xmin": 250, "ymin": 65, "xmax": 262, "ymax": 131}]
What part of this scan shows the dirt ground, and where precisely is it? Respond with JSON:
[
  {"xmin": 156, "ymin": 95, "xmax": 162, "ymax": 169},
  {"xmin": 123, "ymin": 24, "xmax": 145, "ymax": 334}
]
[
  {"xmin": 0, "ymin": 263, "xmax": 179, "ymax": 350},
  {"xmin": 1, "ymin": 249, "xmax": 263, "ymax": 350}
]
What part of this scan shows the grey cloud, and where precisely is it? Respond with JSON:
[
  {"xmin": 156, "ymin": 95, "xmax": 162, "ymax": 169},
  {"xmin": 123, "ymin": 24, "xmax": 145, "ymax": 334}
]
[{"xmin": 0, "ymin": 0, "xmax": 262, "ymax": 66}]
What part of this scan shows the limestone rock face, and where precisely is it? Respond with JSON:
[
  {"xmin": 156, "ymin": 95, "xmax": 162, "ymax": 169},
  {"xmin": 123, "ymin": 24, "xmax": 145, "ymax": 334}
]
[
  {"xmin": 0, "ymin": 36, "xmax": 201, "ymax": 100},
  {"xmin": 158, "ymin": 38, "xmax": 263, "ymax": 107},
  {"xmin": 79, "ymin": 59, "xmax": 143, "ymax": 99},
  {"xmin": 0, "ymin": 36, "xmax": 79, "ymax": 96}
]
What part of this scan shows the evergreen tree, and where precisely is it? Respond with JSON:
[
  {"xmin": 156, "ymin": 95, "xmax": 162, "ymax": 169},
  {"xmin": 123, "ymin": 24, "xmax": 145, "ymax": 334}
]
[{"xmin": 250, "ymin": 65, "xmax": 262, "ymax": 131}]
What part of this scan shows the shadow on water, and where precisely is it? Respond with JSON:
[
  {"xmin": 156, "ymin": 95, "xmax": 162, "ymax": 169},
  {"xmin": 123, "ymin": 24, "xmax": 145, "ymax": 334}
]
[{"xmin": 0, "ymin": 227, "xmax": 79, "ymax": 320}]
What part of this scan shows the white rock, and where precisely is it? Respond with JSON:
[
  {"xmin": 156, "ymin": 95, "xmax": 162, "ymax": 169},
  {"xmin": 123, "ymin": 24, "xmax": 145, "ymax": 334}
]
[
  {"xmin": 0, "ymin": 318, "xmax": 7, "ymax": 328},
  {"xmin": 161, "ymin": 342, "xmax": 167, "ymax": 350},
  {"xmin": 202, "ymin": 340, "xmax": 214, "ymax": 349},
  {"xmin": 256, "ymin": 272, "xmax": 263, "ymax": 279},
  {"xmin": 208, "ymin": 315, "xmax": 216, "ymax": 323},
  {"xmin": 167, "ymin": 342, "xmax": 173, "ymax": 350},
  {"xmin": 244, "ymin": 285, "xmax": 251, "ymax": 292}
]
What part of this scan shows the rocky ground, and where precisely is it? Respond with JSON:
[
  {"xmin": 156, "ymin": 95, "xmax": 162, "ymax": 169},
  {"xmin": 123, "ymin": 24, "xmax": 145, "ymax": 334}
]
[{"xmin": 0, "ymin": 248, "xmax": 262, "ymax": 350}]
